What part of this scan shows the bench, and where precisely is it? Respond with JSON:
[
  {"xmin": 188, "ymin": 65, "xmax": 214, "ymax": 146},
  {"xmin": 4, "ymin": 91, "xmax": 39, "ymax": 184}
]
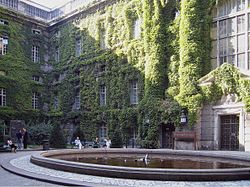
[{"xmin": 0, "ymin": 144, "xmax": 11, "ymax": 152}]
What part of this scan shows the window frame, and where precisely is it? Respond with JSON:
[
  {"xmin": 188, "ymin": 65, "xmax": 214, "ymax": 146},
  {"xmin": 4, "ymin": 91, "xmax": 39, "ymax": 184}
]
[
  {"xmin": 32, "ymin": 92, "xmax": 38, "ymax": 109},
  {"xmin": 130, "ymin": 80, "xmax": 138, "ymax": 105},
  {"xmin": 0, "ymin": 88, "xmax": 6, "ymax": 107},
  {"xmin": 100, "ymin": 85, "xmax": 106, "ymax": 106},
  {"xmin": 32, "ymin": 45, "xmax": 40, "ymax": 63}
]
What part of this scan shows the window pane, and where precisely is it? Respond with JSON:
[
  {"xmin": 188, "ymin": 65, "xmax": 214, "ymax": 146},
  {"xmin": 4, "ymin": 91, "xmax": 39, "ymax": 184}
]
[
  {"xmin": 228, "ymin": 55, "xmax": 236, "ymax": 65},
  {"xmin": 75, "ymin": 94, "xmax": 80, "ymax": 109},
  {"xmin": 228, "ymin": 36, "xmax": 236, "ymax": 54},
  {"xmin": 228, "ymin": 0, "xmax": 236, "ymax": 14},
  {"xmin": 133, "ymin": 19, "xmax": 141, "ymax": 39},
  {"xmin": 220, "ymin": 56, "xmax": 227, "ymax": 65},
  {"xmin": 248, "ymin": 52, "xmax": 250, "ymax": 69},
  {"xmin": 237, "ymin": 53, "xmax": 245, "ymax": 68},
  {"xmin": 219, "ymin": 38, "xmax": 227, "ymax": 55},
  {"xmin": 76, "ymin": 38, "xmax": 81, "ymax": 57},
  {"xmin": 237, "ymin": 15, "xmax": 245, "ymax": 33},
  {"xmin": 248, "ymin": 13, "xmax": 250, "ymax": 30},
  {"xmin": 0, "ymin": 88, "xmax": 6, "ymax": 106},
  {"xmin": 248, "ymin": 33, "xmax": 250, "ymax": 50},
  {"xmin": 237, "ymin": 34, "xmax": 245, "ymax": 53},
  {"xmin": 100, "ymin": 30, "xmax": 106, "ymax": 49},
  {"xmin": 219, "ymin": 2, "xmax": 227, "ymax": 17},
  {"xmin": 237, "ymin": 0, "xmax": 245, "ymax": 11},
  {"xmin": 130, "ymin": 80, "xmax": 138, "ymax": 104},
  {"xmin": 219, "ymin": 20, "xmax": 227, "ymax": 38},
  {"xmin": 228, "ymin": 17, "xmax": 236, "ymax": 35},
  {"xmin": 100, "ymin": 85, "xmax": 106, "ymax": 106}
]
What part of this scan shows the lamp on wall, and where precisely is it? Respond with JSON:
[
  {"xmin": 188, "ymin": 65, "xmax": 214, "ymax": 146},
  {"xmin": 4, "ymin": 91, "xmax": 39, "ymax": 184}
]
[{"xmin": 180, "ymin": 108, "xmax": 188, "ymax": 125}]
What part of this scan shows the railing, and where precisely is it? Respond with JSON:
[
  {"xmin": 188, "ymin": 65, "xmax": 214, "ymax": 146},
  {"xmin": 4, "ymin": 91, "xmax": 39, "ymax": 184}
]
[{"xmin": 0, "ymin": 0, "xmax": 98, "ymax": 22}]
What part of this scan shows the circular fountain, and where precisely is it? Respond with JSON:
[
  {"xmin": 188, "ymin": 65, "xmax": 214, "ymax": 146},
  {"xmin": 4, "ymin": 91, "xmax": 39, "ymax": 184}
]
[{"xmin": 30, "ymin": 149, "xmax": 250, "ymax": 181}]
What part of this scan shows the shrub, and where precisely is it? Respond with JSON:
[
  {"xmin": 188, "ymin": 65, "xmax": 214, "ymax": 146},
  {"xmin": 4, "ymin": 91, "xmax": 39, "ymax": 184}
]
[
  {"xmin": 110, "ymin": 128, "xmax": 123, "ymax": 148},
  {"xmin": 27, "ymin": 122, "xmax": 53, "ymax": 145},
  {"xmin": 50, "ymin": 123, "xmax": 67, "ymax": 148}
]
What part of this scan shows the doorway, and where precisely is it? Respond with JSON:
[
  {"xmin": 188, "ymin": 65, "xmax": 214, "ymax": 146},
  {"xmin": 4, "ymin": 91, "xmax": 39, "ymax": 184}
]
[
  {"xmin": 220, "ymin": 115, "xmax": 239, "ymax": 151},
  {"xmin": 161, "ymin": 123, "xmax": 175, "ymax": 149}
]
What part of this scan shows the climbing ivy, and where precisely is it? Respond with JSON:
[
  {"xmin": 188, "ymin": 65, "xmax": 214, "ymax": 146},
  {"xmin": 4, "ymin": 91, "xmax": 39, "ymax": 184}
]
[
  {"xmin": 0, "ymin": 7, "xmax": 47, "ymax": 121},
  {"xmin": 2, "ymin": 0, "xmax": 248, "ymax": 149}
]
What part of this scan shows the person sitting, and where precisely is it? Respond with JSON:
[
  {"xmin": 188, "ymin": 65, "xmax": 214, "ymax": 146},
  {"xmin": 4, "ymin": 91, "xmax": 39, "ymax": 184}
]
[
  {"xmin": 7, "ymin": 138, "xmax": 17, "ymax": 153},
  {"xmin": 74, "ymin": 137, "xmax": 82, "ymax": 149}
]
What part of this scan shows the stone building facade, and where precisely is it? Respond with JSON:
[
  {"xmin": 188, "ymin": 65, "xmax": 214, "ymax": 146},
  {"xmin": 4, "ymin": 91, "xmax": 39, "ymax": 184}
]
[{"xmin": 1, "ymin": 0, "xmax": 250, "ymax": 151}]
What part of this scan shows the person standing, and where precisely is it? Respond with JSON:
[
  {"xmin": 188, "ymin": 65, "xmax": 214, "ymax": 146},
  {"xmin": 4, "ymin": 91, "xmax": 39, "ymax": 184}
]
[
  {"xmin": 74, "ymin": 137, "xmax": 82, "ymax": 149},
  {"xmin": 105, "ymin": 137, "xmax": 111, "ymax": 148},
  {"xmin": 22, "ymin": 128, "xmax": 28, "ymax": 149},
  {"xmin": 16, "ymin": 129, "xmax": 23, "ymax": 150},
  {"xmin": 93, "ymin": 137, "xmax": 99, "ymax": 148}
]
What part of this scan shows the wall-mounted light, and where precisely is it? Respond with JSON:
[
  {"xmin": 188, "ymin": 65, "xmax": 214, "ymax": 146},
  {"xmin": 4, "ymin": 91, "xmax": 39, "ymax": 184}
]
[{"xmin": 180, "ymin": 108, "xmax": 188, "ymax": 125}]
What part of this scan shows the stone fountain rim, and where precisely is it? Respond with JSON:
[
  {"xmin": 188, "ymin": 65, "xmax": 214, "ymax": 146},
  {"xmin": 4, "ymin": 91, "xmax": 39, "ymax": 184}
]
[{"xmin": 30, "ymin": 148, "xmax": 250, "ymax": 181}]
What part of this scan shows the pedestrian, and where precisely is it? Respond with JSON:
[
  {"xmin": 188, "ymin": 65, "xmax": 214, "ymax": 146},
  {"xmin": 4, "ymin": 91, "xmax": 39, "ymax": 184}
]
[
  {"xmin": 22, "ymin": 128, "xmax": 29, "ymax": 149},
  {"xmin": 93, "ymin": 137, "xmax": 99, "ymax": 148},
  {"xmin": 16, "ymin": 129, "xmax": 23, "ymax": 150},
  {"xmin": 7, "ymin": 138, "xmax": 17, "ymax": 153},
  {"xmin": 104, "ymin": 137, "xmax": 111, "ymax": 148},
  {"xmin": 74, "ymin": 136, "xmax": 82, "ymax": 149}
]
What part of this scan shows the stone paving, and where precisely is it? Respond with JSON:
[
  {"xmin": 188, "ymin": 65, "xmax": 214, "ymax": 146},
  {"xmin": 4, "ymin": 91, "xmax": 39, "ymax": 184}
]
[
  {"xmin": 0, "ymin": 151, "xmax": 59, "ymax": 186},
  {"xmin": 3, "ymin": 150, "xmax": 250, "ymax": 187}
]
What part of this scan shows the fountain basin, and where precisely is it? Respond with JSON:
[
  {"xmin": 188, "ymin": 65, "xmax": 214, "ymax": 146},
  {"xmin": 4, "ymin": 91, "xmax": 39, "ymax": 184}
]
[{"xmin": 30, "ymin": 149, "xmax": 250, "ymax": 181}]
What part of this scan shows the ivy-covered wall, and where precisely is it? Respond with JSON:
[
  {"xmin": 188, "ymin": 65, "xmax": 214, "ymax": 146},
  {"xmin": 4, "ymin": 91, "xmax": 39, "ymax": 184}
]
[
  {"xmin": 46, "ymin": 0, "xmax": 179, "ymax": 147},
  {"xmin": 0, "ymin": 7, "xmax": 48, "ymax": 121},
  {"xmin": 2, "ymin": 0, "xmax": 250, "ymax": 148}
]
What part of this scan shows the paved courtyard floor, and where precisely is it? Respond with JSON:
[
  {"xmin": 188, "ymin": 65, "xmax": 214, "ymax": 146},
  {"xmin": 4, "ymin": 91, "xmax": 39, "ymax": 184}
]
[{"xmin": 2, "ymin": 150, "xmax": 250, "ymax": 186}]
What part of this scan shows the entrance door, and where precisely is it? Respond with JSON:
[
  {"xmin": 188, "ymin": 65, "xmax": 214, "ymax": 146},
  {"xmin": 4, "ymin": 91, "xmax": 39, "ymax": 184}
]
[
  {"xmin": 220, "ymin": 115, "xmax": 239, "ymax": 151},
  {"xmin": 162, "ymin": 124, "xmax": 175, "ymax": 149}
]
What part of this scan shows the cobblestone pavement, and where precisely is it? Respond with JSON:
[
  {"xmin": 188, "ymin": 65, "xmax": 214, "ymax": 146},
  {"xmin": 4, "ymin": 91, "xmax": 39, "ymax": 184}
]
[
  {"xmin": 0, "ymin": 151, "xmax": 59, "ymax": 186},
  {"xmin": 3, "ymin": 150, "xmax": 250, "ymax": 186}
]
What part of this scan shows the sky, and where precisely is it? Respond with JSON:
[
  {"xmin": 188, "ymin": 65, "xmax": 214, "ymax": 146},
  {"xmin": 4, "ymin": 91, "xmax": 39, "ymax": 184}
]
[{"xmin": 32, "ymin": 0, "xmax": 71, "ymax": 8}]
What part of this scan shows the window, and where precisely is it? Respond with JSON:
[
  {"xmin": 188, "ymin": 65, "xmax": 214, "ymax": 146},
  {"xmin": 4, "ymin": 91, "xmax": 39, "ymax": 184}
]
[
  {"xmin": 0, "ymin": 19, "xmax": 8, "ymax": 25},
  {"xmin": 99, "ymin": 123, "xmax": 107, "ymax": 141},
  {"xmin": 75, "ymin": 70, "xmax": 80, "ymax": 77},
  {"xmin": 32, "ymin": 92, "xmax": 38, "ymax": 109},
  {"xmin": 32, "ymin": 29, "xmax": 41, "ymax": 34},
  {"xmin": 0, "ymin": 70, "xmax": 6, "ymax": 76},
  {"xmin": 55, "ymin": 74, "xmax": 61, "ymax": 82},
  {"xmin": 0, "ymin": 0, "xmax": 18, "ymax": 9},
  {"xmin": 32, "ymin": 45, "xmax": 39, "ymax": 63},
  {"xmin": 0, "ymin": 37, "xmax": 8, "ymax": 55},
  {"xmin": 0, "ymin": 88, "xmax": 6, "ymax": 106},
  {"xmin": 74, "ymin": 90, "xmax": 80, "ymax": 110},
  {"xmin": 54, "ymin": 30, "xmax": 60, "ymax": 38},
  {"xmin": 212, "ymin": 1, "xmax": 250, "ymax": 70},
  {"xmin": 133, "ymin": 19, "xmax": 142, "ymax": 39},
  {"xmin": 100, "ymin": 85, "xmax": 106, "ymax": 106},
  {"xmin": 130, "ymin": 80, "xmax": 138, "ymax": 105},
  {"xmin": 100, "ymin": 29, "xmax": 106, "ymax": 49},
  {"xmin": 75, "ymin": 38, "xmax": 81, "ymax": 57},
  {"xmin": 32, "ymin": 75, "xmax": 40, "ymax": 82},
  {"xmin": 237, "ymin": 0, "xmax": 245, "ymax": 11},
  {"xmin": 55, "ymin": 46, "xmax": 59, "ymax": 62},
  {"xmin": 100, "ymin": 65, "xmax": 106, "ymax": 73},
  {"xmin": 54, "ymin": 95, "xmax": 59, "ymax": 110}
]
